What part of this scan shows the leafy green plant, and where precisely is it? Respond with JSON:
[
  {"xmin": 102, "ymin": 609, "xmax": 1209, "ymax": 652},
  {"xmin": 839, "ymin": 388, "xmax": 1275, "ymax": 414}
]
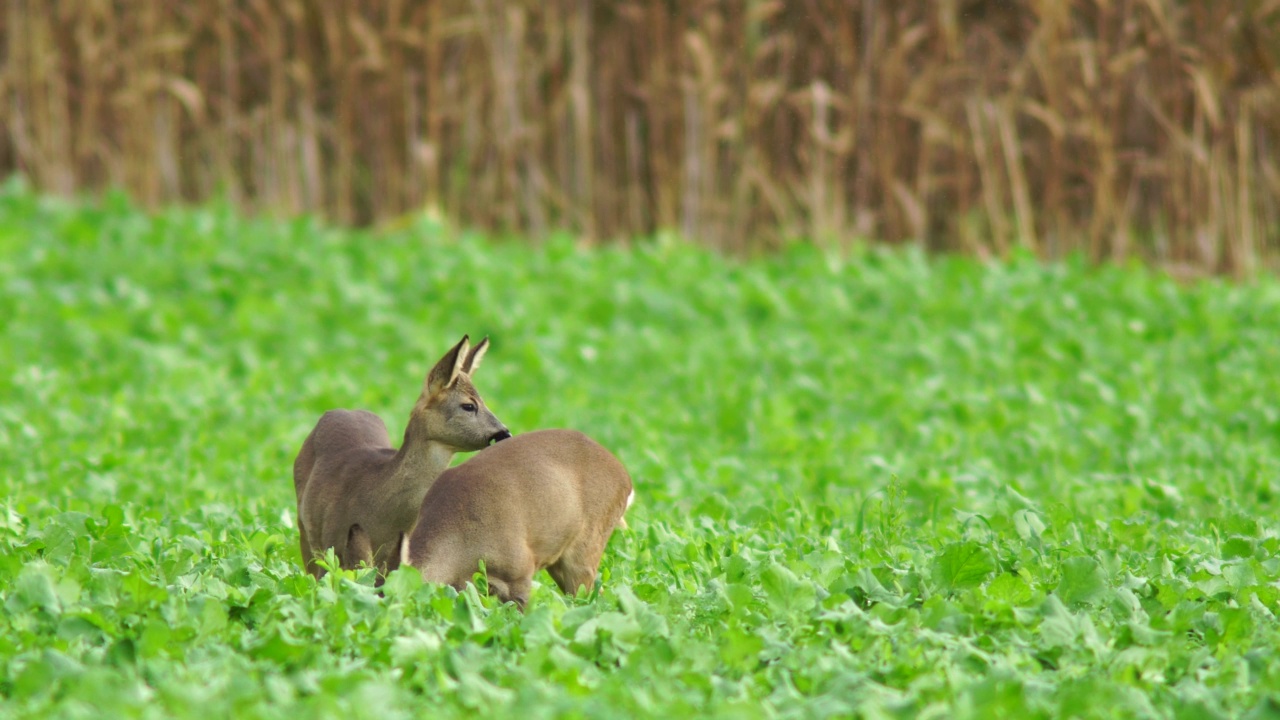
[{"xmin": 1, "ymin": 181, "xmax": 1279, "ymax": 717}]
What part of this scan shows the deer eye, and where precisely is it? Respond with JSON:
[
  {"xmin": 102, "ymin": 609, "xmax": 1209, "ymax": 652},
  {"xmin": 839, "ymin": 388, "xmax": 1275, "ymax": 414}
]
[{"xmin": 460, "ymin": 403, "xmax": 477, "ymax": 413}]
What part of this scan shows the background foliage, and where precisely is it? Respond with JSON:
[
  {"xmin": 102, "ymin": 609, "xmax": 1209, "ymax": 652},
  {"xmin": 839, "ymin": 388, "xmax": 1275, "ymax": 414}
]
[
  {"xmin": 3, "ymin": 183, "xmax": 1280, "ymax": 717},
  {"xmin": 3, "ymin": 1, "xmax": 1279, "ymax": 272}
]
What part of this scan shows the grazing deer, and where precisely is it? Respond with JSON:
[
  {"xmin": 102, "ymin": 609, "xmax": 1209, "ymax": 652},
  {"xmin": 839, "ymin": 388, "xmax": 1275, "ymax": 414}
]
[
  {"xmin": 372, "ymin": 428, "xmax": 634, "ymax": 610},
  {"xmin": 293, "ymin": 335, "xmax": 510, "ymax": 578}
]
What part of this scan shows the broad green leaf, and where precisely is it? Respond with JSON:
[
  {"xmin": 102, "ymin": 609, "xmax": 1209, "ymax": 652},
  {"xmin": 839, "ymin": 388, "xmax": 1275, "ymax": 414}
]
[
  {"xmin": 933, "ymin": 541, "xmax": 996, "ymax": 592},
  {"xmin": 1038, "ymin": 595, "xmax": 1080, "ymax": 648},
  {"xmin": 760, "ymin": 561, "xmax": 817, "ymax": 615},
  {"xmin": 1056, "ymin": 556, "xmax": 1108, "ymax": 606},
  {"xmin": 1013, "ymin": 509, "xmax": 1045, "ymax": 540},
  {"xmin": 1222, "ymin": 537, "xmax": 1255, "ymax": 559},
  {"xmin": 6, "ymin": 561, "xmax": 62, "ymax": 615},
  {"xmin": 983, "ymin": 573, "xmax": 1034, "ymax": 610}
]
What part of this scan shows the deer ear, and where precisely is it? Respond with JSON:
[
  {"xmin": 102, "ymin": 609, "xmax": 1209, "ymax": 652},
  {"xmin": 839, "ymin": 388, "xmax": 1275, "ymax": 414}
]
[
  {"xmin": 461, "ymin": 336, "xmax": 490, "ymax": 376},
  {"xmin": 425, "ymin": 335, "xmax": 469, "ymax": 395}
]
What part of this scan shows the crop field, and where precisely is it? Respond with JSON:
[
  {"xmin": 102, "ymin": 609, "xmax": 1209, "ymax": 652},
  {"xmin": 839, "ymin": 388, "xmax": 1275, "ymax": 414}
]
[{"xmin": 2, "ymin": 180, "xmax": 1280, "ymax": 718}]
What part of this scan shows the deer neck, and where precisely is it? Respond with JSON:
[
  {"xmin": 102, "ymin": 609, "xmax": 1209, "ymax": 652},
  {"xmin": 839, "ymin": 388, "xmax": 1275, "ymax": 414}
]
[{"xmin": 388, "ymin": 430, "xmax": 456, "ymax": 507}]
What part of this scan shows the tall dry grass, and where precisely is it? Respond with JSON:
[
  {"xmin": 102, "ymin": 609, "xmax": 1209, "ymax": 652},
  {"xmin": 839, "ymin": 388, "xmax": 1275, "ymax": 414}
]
[{"xmin": 2, "ymin": 1, "xmax": 1278, "ymax": 274}]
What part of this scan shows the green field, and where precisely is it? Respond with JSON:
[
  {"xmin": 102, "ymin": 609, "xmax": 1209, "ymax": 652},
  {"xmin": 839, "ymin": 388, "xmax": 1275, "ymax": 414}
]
[{"xmin": 2, "ymin": 180, "xmax": 1280, "ymax": 718}]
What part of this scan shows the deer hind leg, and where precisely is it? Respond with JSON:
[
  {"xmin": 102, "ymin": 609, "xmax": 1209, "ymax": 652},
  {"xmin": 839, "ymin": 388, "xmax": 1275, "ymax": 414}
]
[
  {"xmin": 546, "ymin": 542, "xmax": 606, "ymax": 597},
  {"xmin": 299, "ymin": 520, "xmax": 324, "ymax": 579},
  {"xmin": 485, "ymin": 572, "xmax": 533, "ymax": 612},
  {"xmin": 546, "ymin": 560, "xmax": 597, "ymax": 597},
  {"xmin": 342, "ymin": 524, "xmax": 374, "ymax": 570},
  {"xmin": 476, "ymin": 546, "xmax": 536, "ymax": 611},
  {"xmin": 547, "ymin": 520, "xmax": 621, "ymax": 597}
]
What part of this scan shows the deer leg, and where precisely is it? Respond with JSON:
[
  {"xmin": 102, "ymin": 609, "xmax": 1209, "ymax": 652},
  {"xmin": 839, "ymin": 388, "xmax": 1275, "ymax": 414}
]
[
  {"xmin": 299, "ymin": 520, "xmax": 324, "ymax": 579},
  {"xmin": 481, "ymin": 547, "xmax": 536, "ymax": 611},
  {"xmin": 342, "ymin": 524, "xmax": 374, "ymax": 570},
  {"xmin": 546, "ymin": 561, "xmax": 597, "ymax": 597},
  {"xmin": 485, "ymin": 573, "xmax": 533, "ymax": 611},
  {"xmin": 549, "ymin": 523, "xmax": 619, "ymax": 597}
]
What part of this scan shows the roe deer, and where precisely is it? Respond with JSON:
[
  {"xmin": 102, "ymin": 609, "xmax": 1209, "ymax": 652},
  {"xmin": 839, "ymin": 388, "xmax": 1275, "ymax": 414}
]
[
  {"xmin": 377, "ymin": 428, "xmax": 634, "ymax": 610},
  {"xmin": 293, "ymin": 335, "xmax": 510, "ymax": 578}
]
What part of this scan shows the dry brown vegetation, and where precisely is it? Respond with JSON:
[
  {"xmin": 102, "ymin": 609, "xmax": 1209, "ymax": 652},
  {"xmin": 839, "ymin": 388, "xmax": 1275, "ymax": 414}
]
[{"xmin": 2, "ymin": 1, "xmax": 1278, "ymax": 273}]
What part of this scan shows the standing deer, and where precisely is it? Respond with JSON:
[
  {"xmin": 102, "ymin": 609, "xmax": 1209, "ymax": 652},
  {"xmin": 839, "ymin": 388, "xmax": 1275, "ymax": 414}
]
[
  {"xmin": 371, "ymin": 428, "xmax": 634, "ymax": 610},
  {"xmin": 293, "ymin": 335, "xmax": 510, "ymax": 578}
]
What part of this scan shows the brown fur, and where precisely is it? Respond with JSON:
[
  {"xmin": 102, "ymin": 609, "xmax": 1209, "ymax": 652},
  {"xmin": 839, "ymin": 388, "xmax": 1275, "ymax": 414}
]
[
  {"xmin": 293, "ymin": 335, "xmax": 510, "ymax": 578},
  {"xmin": 394, "ymin": 428, "xmax": 634, "ymax": 610}
]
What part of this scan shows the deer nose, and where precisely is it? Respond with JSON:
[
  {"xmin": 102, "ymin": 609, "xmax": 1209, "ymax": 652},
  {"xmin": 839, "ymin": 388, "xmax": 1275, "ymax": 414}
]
[{"xmin": 489, "ymin": 429, "xmax": 512, "ymax": 445}]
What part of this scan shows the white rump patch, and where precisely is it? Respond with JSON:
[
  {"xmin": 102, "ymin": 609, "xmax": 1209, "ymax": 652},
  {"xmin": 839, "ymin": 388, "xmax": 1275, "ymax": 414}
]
[{"xmin": 617, "ymin": 489, "xmax": 636, "ymax": 530}]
